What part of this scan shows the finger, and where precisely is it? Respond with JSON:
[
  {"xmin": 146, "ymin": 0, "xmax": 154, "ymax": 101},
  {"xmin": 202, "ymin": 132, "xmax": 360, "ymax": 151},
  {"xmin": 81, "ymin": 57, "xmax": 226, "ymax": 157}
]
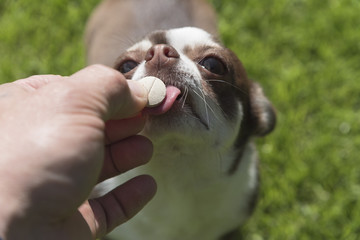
[
  {"xmin": 85, "ymin": 175, "xmax": 157, "ymax": 238},
  {"xmin": 69, "ymin": 64, "xmax": 148, "ymax": 120},
  {"xmin": 99, "ymin": 135, "xmax": 153, "ymax": 182},
  {"xmin": 105, "ymin": 114, "xmax": 146, "ymax": 145}
]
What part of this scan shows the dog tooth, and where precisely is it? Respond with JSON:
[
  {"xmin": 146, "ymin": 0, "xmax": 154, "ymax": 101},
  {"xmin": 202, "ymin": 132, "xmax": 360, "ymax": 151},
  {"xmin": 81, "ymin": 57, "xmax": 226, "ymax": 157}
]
[{"xmin": 138, "ymin": 76, "xmax": 166, "ymax": 107}]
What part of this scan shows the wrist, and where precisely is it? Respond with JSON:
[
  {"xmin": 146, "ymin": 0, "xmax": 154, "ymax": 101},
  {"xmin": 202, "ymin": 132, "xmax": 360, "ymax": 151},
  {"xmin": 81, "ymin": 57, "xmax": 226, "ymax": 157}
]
[
  {"xmin": 0, "ymin": 199, "xmax": 51, "ymax": 240},
  {"xmin": 1, "ymin": 210, "xmax": 92, "ymax": 240},
  {"xmin": 0, "ymin": 194, "xmax": 20, "ymax": 240},
  {"xmin": 2, "ymin": 217, "xmax": 60, "ymax": 240},
  {"xmin": 0, "ymin": 173, "xmax": 29, "ymax": 240}
]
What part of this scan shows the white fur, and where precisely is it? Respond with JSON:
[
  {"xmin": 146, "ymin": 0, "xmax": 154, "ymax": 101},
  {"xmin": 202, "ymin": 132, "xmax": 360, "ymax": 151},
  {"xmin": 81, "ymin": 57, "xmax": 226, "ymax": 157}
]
[
  {"xmin": 128, "ymin": 39, "xmax": 153, "ymax": 52},
  {"xmin": 167, "ymin": 27, "xmax": 220, "ymax": 50},
  {"xmin": 97, "ymin": 27, "xmax": 258, "ymax": 240},
  {"xmin": 105, "ymin": 142, "xmax": 258, "ymax": 240}
]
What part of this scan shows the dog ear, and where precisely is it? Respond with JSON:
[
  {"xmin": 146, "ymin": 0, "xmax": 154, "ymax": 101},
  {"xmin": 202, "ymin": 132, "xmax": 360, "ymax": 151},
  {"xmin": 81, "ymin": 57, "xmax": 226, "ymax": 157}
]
[{"xmin": 248, "ymin": 82, "xmax": 276, "ymax": 137}]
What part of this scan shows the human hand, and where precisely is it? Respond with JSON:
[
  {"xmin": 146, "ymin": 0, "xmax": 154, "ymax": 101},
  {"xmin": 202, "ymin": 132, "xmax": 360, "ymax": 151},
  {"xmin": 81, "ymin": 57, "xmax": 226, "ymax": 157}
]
[{"xmin": 0, "ymin": 65, "xmax": 157, "ymax": 240}]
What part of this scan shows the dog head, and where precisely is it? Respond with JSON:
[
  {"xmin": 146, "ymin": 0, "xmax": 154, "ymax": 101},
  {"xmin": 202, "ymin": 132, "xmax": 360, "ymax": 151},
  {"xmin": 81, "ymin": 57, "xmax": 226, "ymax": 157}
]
[{"xmin": 114, "ymin": 27, "xmax": 275, "ymax": 147}]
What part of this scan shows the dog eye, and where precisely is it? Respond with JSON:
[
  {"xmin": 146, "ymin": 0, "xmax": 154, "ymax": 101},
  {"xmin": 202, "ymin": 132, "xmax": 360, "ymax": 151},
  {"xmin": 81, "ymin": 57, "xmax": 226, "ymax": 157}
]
[
  {"xmin": 199, "ymin": 57, "xmax": 227, "ymax": 75},
  {"xmin": 118, "ymin": 60, "xmax": 138, "ymax": 74}
]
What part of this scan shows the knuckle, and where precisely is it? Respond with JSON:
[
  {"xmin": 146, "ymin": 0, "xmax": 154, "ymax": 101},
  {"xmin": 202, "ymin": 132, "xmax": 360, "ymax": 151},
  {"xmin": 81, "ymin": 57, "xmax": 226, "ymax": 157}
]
[{"xmin": 89, "ymin": 64, "xmax": 126, "ymax": 84}]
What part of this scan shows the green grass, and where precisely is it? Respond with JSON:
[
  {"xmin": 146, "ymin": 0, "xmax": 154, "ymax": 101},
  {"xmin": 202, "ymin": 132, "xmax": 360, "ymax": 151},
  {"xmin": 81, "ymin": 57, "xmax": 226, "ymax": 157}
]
[{"xmin": 1, "ymin": 0, "xmax": 360, "ymax": 239}]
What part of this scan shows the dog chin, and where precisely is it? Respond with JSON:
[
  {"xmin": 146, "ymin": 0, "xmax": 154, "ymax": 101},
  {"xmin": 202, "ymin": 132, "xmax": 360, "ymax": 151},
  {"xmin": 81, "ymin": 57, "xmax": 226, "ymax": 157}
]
[{"xmin": 143, "ymin": 108, "xmax": 208, "ymax": 137}]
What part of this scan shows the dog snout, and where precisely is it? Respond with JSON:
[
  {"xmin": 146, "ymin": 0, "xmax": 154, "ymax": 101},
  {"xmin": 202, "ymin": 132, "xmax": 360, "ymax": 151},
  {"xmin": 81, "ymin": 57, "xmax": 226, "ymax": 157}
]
[{"xmin": 145, "ymin": 44, "xmax": 180, "ymax": 67}]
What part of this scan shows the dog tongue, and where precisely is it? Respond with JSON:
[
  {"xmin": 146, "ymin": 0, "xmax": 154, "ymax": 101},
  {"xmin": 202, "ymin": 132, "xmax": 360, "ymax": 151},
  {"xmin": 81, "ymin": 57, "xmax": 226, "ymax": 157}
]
[{"xmin": 143, "ymin": 86, "xmax": 181, "ymax": 115}]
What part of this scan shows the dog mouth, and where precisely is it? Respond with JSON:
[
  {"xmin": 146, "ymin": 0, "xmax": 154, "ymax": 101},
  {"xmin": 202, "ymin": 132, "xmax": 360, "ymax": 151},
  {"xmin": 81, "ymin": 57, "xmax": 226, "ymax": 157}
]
[
  {"xmin": 142, "ymin": 85, "xmax": 181, "ymax": 115},
  {"xmin": 142, "ymin": 80, "xmax": 210, "ymax": 129}
]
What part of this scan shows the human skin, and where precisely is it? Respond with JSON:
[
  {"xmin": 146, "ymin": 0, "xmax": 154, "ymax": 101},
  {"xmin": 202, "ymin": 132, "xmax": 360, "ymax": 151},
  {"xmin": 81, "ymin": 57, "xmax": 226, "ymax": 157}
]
[{"xmin": 0, "ymin": 65, "xmax": 157, "ymax": 240}]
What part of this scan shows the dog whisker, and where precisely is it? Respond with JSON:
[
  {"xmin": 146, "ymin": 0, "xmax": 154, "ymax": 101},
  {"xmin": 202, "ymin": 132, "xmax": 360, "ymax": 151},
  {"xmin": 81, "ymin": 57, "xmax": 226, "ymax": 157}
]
[
  {"xmin": 206, "ymin": 79, "xmax": 248, "ymax": 96},
  {"xmin": 199, "ymin": 88, "xmax": 210, "ymax": 128},
  {"xmin": 110, "ymin": 34, "xmax": 138, "ymax": 49},
  {"xmin": 181, "ymin": 87, "xmax": 189, "ymax": 109},
  {"xmin": 191, "ymin": 88, "xmax": 221, "ymax": 125}
]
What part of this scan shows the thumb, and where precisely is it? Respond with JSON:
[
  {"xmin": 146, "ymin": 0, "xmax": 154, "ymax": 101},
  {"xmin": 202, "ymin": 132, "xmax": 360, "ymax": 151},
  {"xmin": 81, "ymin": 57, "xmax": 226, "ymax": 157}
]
[{"xmin": 70, "ymin": 64, "xmax": 148, "ymax": 120}]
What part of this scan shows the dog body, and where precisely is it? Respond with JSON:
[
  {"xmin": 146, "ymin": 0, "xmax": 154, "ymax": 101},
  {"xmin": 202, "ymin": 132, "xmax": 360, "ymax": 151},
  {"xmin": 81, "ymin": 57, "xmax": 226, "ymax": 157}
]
[{"xmin": 85, "ymin": 1, "xmax": 276, "ymax": 239}]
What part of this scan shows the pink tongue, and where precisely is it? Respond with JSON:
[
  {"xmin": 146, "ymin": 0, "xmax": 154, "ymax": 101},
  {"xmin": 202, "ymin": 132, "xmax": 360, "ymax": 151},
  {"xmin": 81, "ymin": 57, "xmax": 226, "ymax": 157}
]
[{"xmin": 143, "ymin": 86, "xmax": 181, "ymax": 115}]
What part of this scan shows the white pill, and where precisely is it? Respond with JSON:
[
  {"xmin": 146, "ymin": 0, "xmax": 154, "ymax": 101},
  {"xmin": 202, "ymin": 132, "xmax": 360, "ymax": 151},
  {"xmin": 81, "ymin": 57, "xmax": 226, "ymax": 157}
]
[{"xmin": 138, "ymin": 76, "xmax": 166, "ymax": 107}]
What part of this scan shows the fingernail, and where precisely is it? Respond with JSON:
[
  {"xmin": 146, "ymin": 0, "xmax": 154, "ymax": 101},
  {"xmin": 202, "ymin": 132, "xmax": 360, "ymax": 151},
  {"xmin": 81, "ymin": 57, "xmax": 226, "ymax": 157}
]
[{"xmin": 128, "ymin": 80, "xmax": 148, "ymax": 100}]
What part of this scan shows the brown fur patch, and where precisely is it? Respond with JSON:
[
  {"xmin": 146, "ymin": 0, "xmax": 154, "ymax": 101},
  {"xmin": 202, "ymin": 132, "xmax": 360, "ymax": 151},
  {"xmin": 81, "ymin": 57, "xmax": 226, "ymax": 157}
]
[{"xmin": 148, "ymin": 31, "xmax": 168, "ymax": 45}]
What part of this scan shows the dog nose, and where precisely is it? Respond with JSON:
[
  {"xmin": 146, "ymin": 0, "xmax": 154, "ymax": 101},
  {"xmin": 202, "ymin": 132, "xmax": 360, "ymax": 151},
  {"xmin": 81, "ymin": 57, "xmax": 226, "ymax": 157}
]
[{"xmin": 145, "ymin": 44, "xmax": 180, "ymax": 65}]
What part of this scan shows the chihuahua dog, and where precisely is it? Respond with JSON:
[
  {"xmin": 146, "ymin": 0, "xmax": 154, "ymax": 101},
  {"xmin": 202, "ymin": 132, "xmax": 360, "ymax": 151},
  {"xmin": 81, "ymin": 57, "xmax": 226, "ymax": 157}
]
[{"xmin": 85, "ymin": 0, "xmax": 276, "ymax": 239}]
